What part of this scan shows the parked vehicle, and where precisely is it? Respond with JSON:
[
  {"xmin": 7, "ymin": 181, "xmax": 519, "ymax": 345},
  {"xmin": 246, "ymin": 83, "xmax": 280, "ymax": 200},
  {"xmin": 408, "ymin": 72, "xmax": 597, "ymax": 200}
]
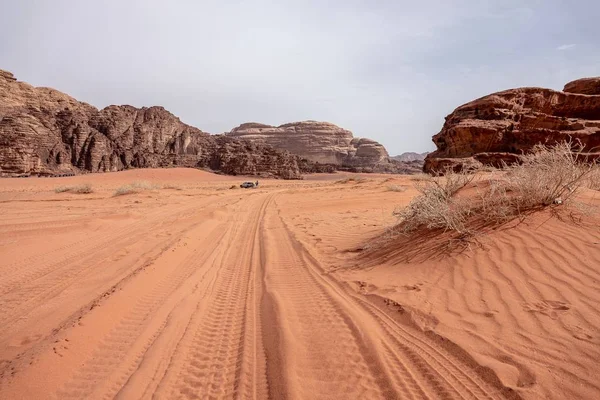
[{"xmin": 240, "ymin": 181, "xmax": 255, "ymax": 188}]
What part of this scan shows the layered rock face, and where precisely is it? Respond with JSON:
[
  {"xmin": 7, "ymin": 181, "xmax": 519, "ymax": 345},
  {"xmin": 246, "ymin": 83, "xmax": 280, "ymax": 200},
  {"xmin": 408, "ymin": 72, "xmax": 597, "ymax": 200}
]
[
  {"xmin": 227, "ymin": 121, "xmax": 393, "ymax": 171},
  {"xmin": 424, "ymin": 78, "xmax": 600, "ymax": 173},
  {"xmin": 0, "ymin": 70, "xmax": 301, "ymax": 178}
]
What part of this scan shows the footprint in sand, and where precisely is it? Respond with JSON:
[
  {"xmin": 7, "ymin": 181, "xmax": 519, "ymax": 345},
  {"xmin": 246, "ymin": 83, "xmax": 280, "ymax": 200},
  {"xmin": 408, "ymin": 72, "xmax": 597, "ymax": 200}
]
[
  {"xmin": 523, "ymin": 300, "xmax": 571, "ymax": 319},
  {"xmin": 565, "ymin": 324, "xmax": 594, "ymax": 341},
  {"xmin": 401, "ymin": 283, "xmax": 423, "ymax": 292},
  {"xmin": 9, "ymin": 334, "xmax": 43, "ymax": 348}
]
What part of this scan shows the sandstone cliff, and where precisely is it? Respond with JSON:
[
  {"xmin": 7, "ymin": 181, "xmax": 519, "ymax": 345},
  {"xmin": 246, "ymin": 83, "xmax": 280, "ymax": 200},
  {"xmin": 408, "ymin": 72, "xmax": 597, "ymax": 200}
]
[
  {"xmin": 424, "ymin": 77, "xmax": 600, "ymax": 173},
  {"xmin": 0, "ymin": 70, "xmax": 301, "ymax": 178},
  {"xmin": 227, "ymin": 121, "xmax": 395, "ymax": 172}
]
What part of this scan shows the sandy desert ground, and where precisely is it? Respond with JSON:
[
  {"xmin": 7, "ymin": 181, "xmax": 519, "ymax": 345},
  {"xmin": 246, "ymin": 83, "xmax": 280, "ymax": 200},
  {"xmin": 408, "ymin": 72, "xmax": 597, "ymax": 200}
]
[{"xmin": 0, "ymin": 168, "xmax": 599, "ymax": 400}]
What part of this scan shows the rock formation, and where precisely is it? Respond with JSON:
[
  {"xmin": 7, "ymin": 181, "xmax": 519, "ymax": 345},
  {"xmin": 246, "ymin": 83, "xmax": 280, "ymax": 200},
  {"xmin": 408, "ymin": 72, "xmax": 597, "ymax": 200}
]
[
  {"xmin": 391, "ymin": 152, "xmax": 428, "ymax": 163},
  {"xmin": 424, "ymin": 77, "xmax": 600, "ymax": 173},
  {"xmin": 227, "ymin": 121, "xmax": 395, "ymax": 172},
  {"xmin": 0, "ymin": 69, "xmax": 301, "ymax": 178}
]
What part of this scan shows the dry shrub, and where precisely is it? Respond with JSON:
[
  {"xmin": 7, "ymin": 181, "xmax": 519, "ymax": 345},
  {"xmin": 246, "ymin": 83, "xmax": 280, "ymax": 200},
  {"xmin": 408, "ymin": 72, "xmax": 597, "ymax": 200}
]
[
  {"xmin": 395, "ymin": 141, "xmax": 596, "ymax": 236},
  {"xmin": 114, "ymin": 186, "xmax": 138, "ymax": 196},
  {"xmin": 585, "ymin": 166, "xmax": 600, "ymax": 190},
  {"xmin": 387, "ymin": 185, "xmax": 408, "ymax": 192},
  {"xmin": 394, "ymin": 168, "xmax": 475, "ymax": 234},
  {"xmin": 114, "ymin": 180, "xmax": 158, "ymax": 196},
  {"xmin": 336, "ymin": 177, "xmax": 367, "ymax": 184},
  {"xmin": 55, "ymin": 186, "xmax": 70, "ymax": 193},
  {"xmin": 55, "ymin": 183, "xmax": 93, "ymax": 194}
]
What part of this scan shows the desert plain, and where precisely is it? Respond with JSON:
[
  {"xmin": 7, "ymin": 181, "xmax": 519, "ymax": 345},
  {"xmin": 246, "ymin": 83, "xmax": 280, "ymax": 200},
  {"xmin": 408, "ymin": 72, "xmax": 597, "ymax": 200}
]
[{"xmin": 0, "ymin": 168, "xmax": 599, "ymax": 400}]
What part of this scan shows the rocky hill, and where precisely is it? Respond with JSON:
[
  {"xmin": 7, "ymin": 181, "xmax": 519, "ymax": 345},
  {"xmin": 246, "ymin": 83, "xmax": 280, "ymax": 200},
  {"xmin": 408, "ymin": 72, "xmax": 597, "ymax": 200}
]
[
  {"xmin": 227, "ymin": 121, "xmax": 398, "ymax": 172},
  {"xmin": 391, "ymin": 152, "xmax": 428, "ymax": 162},
  {"xmin": 0, "ymin": 69, "xmax": 301, "ymax": 178},
  {"xmin": 424, "ymin": 77, "xmax": 600, "ymax": 173}
]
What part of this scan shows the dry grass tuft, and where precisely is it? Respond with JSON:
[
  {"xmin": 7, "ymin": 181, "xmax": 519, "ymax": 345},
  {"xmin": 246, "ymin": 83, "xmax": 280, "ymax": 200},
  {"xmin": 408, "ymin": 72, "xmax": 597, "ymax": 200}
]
[
  {"xmin": 54, "ymin": 186, "xmax": 70, "ymax": 193},
  {"xmin": 387, "ymin": 185, "xmax": 408, "ymax": 192},
  {"xmin": 55, "ymin": 183, "xmax": 93, "ymax": 194},
  {"xmin": 394, "ymin": 141, "xmax": 597, "ymax": 237},
  {"xmin": 114, "ymin": 181, "xmax": 158, "ymax": 196},
  {"xmin": 585, "ymin": 167, "xmax": 600, "ymax": 191},
  {"xmin": 336, "ymin": 177, "xmax": 367, "ymax": 184}
]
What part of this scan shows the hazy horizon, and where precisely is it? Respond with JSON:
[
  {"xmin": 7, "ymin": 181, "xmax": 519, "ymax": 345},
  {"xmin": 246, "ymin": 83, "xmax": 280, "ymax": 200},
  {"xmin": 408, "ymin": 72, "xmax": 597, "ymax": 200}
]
[{"xmin": 1, "ymin": 0, "xmax": 599, "ymax": 155}]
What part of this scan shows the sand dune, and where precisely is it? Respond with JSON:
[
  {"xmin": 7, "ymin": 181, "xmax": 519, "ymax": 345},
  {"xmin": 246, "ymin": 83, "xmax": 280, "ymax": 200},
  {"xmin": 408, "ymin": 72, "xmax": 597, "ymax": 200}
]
[{"xmin": 0, "ymin": 169, "xmax": 597, "ymax": 399}]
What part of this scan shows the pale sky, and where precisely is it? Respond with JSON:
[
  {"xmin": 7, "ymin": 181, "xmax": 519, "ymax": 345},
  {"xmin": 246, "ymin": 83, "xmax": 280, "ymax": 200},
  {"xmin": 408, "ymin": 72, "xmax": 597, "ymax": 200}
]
[{"xmin": 1, "ymin": 0, "xmax": 599, "ymax": 155}]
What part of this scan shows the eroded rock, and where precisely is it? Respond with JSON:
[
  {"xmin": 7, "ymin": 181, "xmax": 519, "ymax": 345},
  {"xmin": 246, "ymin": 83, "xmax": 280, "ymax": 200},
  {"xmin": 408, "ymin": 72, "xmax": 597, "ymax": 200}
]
[{"xmin": 424, "ymin": 81, "xmax": 600, "ymax": 173}]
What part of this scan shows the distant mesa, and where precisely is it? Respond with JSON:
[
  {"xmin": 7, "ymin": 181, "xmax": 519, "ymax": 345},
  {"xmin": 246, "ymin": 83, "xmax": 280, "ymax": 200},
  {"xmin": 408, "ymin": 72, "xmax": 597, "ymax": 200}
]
[
  {"xmin": 227, "ymin": 120, "xmax": 419, "ymax": 173},
  {"xmin": 424, "ymin": 76, "xmax": 600, "ymax": 174}
]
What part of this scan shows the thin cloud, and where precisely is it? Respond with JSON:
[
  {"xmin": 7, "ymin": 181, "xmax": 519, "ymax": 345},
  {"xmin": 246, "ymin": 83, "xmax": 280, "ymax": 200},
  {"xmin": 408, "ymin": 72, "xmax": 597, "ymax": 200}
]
[{"xmin": 557, "ymin": 44, "xmax": 576, "ymax": 51}]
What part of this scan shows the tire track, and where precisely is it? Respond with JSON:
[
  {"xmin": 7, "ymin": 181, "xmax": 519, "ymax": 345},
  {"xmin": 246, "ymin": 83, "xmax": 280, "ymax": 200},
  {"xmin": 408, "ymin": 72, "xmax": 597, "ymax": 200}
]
[
  {"xmin": 164, "ymin": 194, "xmax": 272, "ymax": 400},
  {"xmin": 261, "ymin": 195, "xmax": 518, "ymax": 400},
  {"xmin": 56, "ymin": 219, "xmax": 233, "ymax": 399}
]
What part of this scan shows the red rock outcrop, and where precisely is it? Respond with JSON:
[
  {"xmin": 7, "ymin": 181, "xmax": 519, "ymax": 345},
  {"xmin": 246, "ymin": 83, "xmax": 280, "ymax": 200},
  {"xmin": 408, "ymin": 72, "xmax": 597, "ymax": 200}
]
[
  {"xmin": 0, "ymin": 69, "xmax": 301, "ymax": 178},
  {"xmin": 563, "ymin": 77, "xmax": 600, "ymax": 95},
  {"xmin": 424, "ymin": 78, "xmax": 600, "ymax": 173},
  {"xmin": 227, "ymin": 121, "xmax": 395, "ymax": 172}
]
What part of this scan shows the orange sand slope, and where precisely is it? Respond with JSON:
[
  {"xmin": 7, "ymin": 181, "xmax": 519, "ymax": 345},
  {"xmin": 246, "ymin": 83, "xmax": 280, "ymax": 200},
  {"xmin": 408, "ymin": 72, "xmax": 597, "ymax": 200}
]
[{"xmin": 0, "ymin": 168, "xmax": 598, "ymax": 399}]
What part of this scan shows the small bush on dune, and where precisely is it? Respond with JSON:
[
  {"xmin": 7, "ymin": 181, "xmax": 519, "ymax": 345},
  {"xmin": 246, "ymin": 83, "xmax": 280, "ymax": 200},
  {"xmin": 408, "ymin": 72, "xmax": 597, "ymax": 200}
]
[
  {"xmin": 395, "ymin": 141, "xmax": 597, "ymax": 237},
  {"xmin": 394, "ymin": 170, "xmax": 475, "ymax": 234},
  {"xmin": 114, "ymin": 180, "xmax": 158, "ymax": 196},
  {"xmin": 585, "ymin": 167, "xmax": 600, "ymax": 191},
  {"xmin": 55, "ymin": 186, "xmax": 70, "ymax": 193},
  {"xmin": 130, "ymin": 181, "xmax": 157, "ymax": 190},
  {"xmin": 114, "ymin": 185, "xmax": 138, "ymax": 196},
  {"xmin": 71, "ymin": 184, "xmax": 93, "ymax": 194},
  {"xmin": 55, "ymin": 183, "xmax": 93, "ymax": 194},
  {"xmin": 336, "ymin": 177, "xmax": 367, "ymax": 184},
  {"xmin": 387, "ymin": 185, "xmax": 408, "ymax": 192}
]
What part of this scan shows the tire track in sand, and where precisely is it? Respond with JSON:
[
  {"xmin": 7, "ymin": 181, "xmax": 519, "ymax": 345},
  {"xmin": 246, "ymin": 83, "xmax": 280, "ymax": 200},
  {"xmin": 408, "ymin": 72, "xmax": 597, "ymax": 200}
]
[
  {"xmin": 159, "ymin": 194, "xmax": 273, "ymax": 400},
  {"xmin": 259, "ymin": 195, "xmax": 519, "ymax": 400}
]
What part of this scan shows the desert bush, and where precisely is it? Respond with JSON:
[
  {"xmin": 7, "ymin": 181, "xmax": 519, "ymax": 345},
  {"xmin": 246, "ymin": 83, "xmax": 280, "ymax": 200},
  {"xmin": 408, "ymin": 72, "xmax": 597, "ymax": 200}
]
[
  {"xmin": 387, "ymin": 185, "xmax": 408, "ymax": 192},
  {"xmin": 114, "ymin": 180, "xmax": 158, "ymax": 196},
  {"xmin": 336, "ymin": 177, "xmax": 367, "ymax": 184},
  {"xmin": 394, "ymin": 169, "xmax": 475, "ymax": 234},
  {"xmin": 55, "ymin": 186, "xmax": 70, "ymax": 193},
  {"xmin": 130, "ymin": 180, "xmax": 157, "ymax": 190},
  {"xmin": 585, "ymin": 166, "xmax": 600, "ymax": 190},
  {"xmin": 395, "ymin": 141, "xmax": 596, "ymax": 236},
  {"xmin": 71, "ymin": 183, "xmax": 93, "ymax": 194},
  {"xmin": 114, "ymin": 185, "xmax": 138, "ymax": 196},
  {"xmin": 55, "ymin": 183, "xmax": 93, "ymax": 194}
]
